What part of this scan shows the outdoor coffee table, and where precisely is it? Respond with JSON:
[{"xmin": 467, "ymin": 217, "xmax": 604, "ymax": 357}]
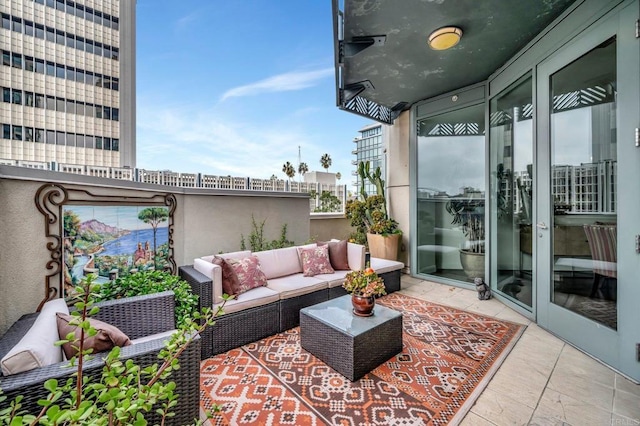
[{"xmin": 299, "ymin": 295, "xmax": 403, "ymax": 381}]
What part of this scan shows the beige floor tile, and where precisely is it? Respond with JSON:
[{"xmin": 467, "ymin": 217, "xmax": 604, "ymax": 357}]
[
  {"xmin": 469, "ymin": 387, "xmax": 535, "ymax": 426},
  {"xmin": 459, "ymin": 411, "xmax": 499, "ymax": 426},
  {"xmin": 614, "ymin": 386, "xmax": 640, "ymax": 420},
  {"xmin": 483, "ymin": 361, "xmax": 549, "ymax": 409},
  {"xmin": 554, "ymin": 345, "xmax": 616, "ymax": 388},
  {"xmin": 492, "ymin": 305, "xmax": 532, "ymax": 324},
  {"xmin": 400, "ymin": 275, "xmax": 424, "ymax": 286},
  {"xmin": 611, "ymin": 413, "xmax": 640, "ymax": 426},
  {"xmin": 533, "ymin": 388, "xmax": 612, "ymax": 426},
  {"xmin": 464, "ymin": 299, "xmax": 511, "ymax": 318},
  {"xmin": 547, "ymin": 369, "xmax": 614, "ymax": 412},
  {"xmin": 616, "ymin": 374, "xmax": 640, "ymax": 397}
]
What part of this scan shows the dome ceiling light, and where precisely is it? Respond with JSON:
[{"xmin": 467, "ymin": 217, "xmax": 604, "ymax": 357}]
[{"xmin": 428, "ymin": 26, "xmax": 463, "ymax": 50}]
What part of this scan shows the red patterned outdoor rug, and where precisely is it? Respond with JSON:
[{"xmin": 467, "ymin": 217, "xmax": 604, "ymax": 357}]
[{"xmin": 200, "ymin": 293, "xmax": 525, "ymax": 425}]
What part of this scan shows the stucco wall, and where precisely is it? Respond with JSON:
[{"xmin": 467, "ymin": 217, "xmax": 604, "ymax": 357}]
[
  {"xmin": 309, "ymin": 215, "xmax": 352, "ymax": 242},
  {"xmin": 0, "ymin": 166, "xmax": 310, "ymax": 334},
  {"xmin": 386, "ymin": 111, "xmax": 411, "ymax": 268}
]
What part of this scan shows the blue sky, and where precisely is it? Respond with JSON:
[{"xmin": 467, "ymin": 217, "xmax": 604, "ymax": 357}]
[{"xmin": 135, "ymin": 0, "xmax": 370, "ymax": 182}]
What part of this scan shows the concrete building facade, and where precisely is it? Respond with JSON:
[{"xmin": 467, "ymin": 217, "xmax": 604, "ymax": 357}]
[{"xmin": 0, "ymin": 0, "xmax": 135, "ymax": 168}]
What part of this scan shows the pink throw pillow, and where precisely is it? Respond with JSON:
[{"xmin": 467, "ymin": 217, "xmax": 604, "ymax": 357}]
[
  {"xmin": 299, "ymin": 245, "xmax": 335, "ymax": 277},
  {"xmin": 225, "ymin": 255, "xmax": 268, "ymax": 295}
]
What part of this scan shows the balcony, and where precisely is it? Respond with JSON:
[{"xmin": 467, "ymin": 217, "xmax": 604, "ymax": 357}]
[{"xmin": 0, "ymin": 164, "xmax": 638, "ymax": 425}]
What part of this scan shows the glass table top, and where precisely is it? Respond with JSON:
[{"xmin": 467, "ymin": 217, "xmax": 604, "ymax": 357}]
[{"xmin": 300, "ymin": 295, "xmax": 402, "ymax": 337}]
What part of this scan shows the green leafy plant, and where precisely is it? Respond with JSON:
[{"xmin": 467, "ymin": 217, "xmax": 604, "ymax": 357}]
[
  {"xmin": 96, "ymin": 270, "xmax": 198, "ymax": 327},
  {"xmin": 313, "ymin": 190, "xmax": 342, "ymax": 213},
  {"xmin": 240, "ymin": 215, "xmax": 294, "ymax": 252},
  {"xmin": 445, "ymin": 198, "xmax": 485, "ymax": 254},
  {"xmin": 0, "ymin": 274, "xmax": 226, "ymax": 425},
  {"xmin": 345, "ymin": 161, "xmax": 401, "ymax": 243},
  {"xmin": 342, "ymin": 267, "xmax": 387, "ymax": 297}
]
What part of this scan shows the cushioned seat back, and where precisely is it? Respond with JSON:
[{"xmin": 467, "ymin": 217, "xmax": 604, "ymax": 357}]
[
  {"xmin": 583, "ymin": 224, "xmax": 617, "ymax": 278},
  {"xmin": 254, "ymin": 246, "xmax": 304, "ymax": 279}
]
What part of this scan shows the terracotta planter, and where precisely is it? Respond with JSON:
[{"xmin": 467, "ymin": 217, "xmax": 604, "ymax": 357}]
[
  {"xmin": 366, "ymin": 232, "xmax": 401, "ymax": 261},
  {"xmin": 351, "ymin": 294, "xmax": 375, "ymax": 317}
]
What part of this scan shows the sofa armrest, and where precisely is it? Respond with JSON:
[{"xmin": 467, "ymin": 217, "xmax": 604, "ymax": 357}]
[
  {"xmin": 93, "ymin": 291, "xmax": 176, "ymax": 340},
  {"xmin": 179, "ymin": 265, "xmax": 214, "ymax": 312},
  {"xmin": 347, "ymin": 242, "xmax": 366, "ymax": 271}
]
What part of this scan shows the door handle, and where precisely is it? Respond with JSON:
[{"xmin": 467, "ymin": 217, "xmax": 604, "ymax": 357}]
[{"xmin": 536, "ymin": 222, "xmax": 548, "ymax": 230}]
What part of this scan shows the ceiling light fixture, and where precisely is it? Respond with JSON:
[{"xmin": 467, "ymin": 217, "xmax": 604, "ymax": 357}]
[{"xmin": 428, "ymin": 26, "xmax": 463, "ymax": 50}]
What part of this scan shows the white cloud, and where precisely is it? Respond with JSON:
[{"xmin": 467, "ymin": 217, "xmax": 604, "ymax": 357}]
[
  {"xmin": 136, "ymin": 101, "xmax": 320, "ymax": 179},
  {"xmin": 220, "ymin": 68, "xmax": 334, "ymax": 101}
]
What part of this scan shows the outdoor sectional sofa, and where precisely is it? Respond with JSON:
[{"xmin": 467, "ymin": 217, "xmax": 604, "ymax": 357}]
[
  {"xmin": 0, "ymin": 291, "xmax": 200, "ymax": 425},
  {"xmin": 178, "ymin": 241, "xmax": 404, "ymax": 359}
]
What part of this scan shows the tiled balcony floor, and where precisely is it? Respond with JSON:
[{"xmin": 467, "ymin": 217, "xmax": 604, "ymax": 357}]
[{"xmin": 399, "ymin": 275, "xmax": 640, "ymax": 426}]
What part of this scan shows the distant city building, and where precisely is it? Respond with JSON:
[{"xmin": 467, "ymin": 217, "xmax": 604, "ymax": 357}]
[
  {"xmin": 304, "ymin": 171, "xmax": 336, "ymax": 185},
  {"xmin": 1, "ymin": 0, "xmax": 136, "ymax": 168},
  {"xmin": 352, "ymin": 122, "xmax": 385, "ymax": 196}
]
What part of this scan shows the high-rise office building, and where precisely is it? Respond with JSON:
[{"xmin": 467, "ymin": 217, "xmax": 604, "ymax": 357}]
[
  {"xmin": 1, "ymin": 0, "xmax": 135, "ymax": 168},
  {"xmin": 352, "ymin": 122, "xmax": 385, "ymax": 196}
]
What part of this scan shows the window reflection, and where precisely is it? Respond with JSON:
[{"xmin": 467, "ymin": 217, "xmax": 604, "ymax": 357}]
[
  {"xmin": 550, "ymin": 37, "xmax": 617, "ymax": 329},
  {"xmin": 489, "ymin": 74, "xmax": 533, "ymax": 309},
  {"xmin": 416, "ymin": 103, "xmax": 486, "ymax": 282}
]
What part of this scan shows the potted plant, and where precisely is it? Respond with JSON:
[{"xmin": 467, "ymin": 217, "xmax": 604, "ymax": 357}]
[
  {"xmin": 342, "ymin": 267, "xmax": 387, "ymax": 316},
  {"xmin": 445, "ymin": 197, "xmax": 485, "ymax": 279},
  {"xmin": 345, "ymin": 161, "xmax": 402, "ymax": 260}
]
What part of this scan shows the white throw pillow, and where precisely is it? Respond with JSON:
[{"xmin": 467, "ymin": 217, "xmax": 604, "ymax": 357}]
[{"xmin": 1, "ymin": 298, "xmax": 69, "ymax": 375}]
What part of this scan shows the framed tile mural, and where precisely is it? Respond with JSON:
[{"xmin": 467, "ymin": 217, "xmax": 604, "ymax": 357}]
[{"xmin": 35, "ymin": 184, "xmax": 176, "ymax": 310}]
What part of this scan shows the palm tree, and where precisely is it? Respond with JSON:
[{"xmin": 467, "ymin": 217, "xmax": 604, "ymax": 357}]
[
  {"xmin": 320, "ymin": 153, "xmax": 332, "ymax": 171},
  {"xmin": 137, "ymin": 207, "xmax": 169, "ymax": 269},
  {"xmin": 298, "ymin": 162, "xmax": 309, "ymax": 181},
  {"xmin": 282, "ymin": 161, "xmax": 296, "ymax": 180}
]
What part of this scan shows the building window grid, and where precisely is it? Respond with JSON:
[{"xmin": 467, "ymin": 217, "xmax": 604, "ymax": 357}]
[
  {"xmin": 32, "ymin": 0, "xmax": 119, "ymax": 30},
  {"xmin": 1, "ymin": 122, "xmax": 119, "ymax": 151},
  {"xmin": 1, "ymin": 50, "xmax": 119, "ymax": 92},
  {"xmin": 1, "ymin": 13, "xmax": 119, "ymax": 61},
  {"xmin": 2, "ymin": 86, "xmax": 119, "ymax": 122}
]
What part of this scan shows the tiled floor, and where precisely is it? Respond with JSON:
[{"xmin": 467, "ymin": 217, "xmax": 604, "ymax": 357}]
[{"xmin": 399, "ymin": 275, "xmax": 640, "ymax": 426}]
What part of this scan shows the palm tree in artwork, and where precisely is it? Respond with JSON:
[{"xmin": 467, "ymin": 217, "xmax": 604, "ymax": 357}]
[
  {"xmin": 138, "ymin": 207, "xmax": 168, "ymax": 269},
  {"xmin": 282, "ymin": 162, "xmax": 296, "ymax": 181},
  {"xmin": 298, "ymin": 162, "xmax": 309, "ymax": 181},
  {"xmin": 320, "ymin": 153, "xmax": 332, "ymax": 171}
]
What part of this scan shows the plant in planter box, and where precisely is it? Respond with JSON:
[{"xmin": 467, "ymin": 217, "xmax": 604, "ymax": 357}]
[
  {"xmin": 345, "ymin": 161, "xmax": 401, "ymax": 260},
  {"xmin": 96, "ymin": 270, "xmax": 198, "ymax": 327}
]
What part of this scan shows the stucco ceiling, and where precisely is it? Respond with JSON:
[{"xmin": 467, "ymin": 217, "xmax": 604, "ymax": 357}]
[{"xmin": 338, "ymin": 0, "xmax": 577, "ymax": 119}]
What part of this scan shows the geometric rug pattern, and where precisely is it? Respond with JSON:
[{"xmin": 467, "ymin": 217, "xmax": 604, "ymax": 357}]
[{"xmin": 200, "ymin": 293, "xmax": 525, "ymax": 425}]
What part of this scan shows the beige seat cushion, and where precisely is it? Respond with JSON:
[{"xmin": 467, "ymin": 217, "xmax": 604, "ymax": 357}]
[
  {"xmin": 214, "ymin": 286, "xmax": 280, "ymax": 314},
  {"xmin": 314, "ymin": 270, "xmax": 351, "ymax": 288},
  {"xmin": 253, "ymin": 246, "xmax": 304, "ymax": 279},
  {"xmin": 1, "ymin": 298, "xmax": 69, "ymax": 376},
  {"xmin": 369, "ymin": 257, "xmax": 405, "ymax": 274},
  {"xmin": 267, "ymin": 275, "xmax": 327, "ymax": 299}
]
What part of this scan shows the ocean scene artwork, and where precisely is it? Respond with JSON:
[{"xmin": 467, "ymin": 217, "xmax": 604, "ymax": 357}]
[{"xmin": 63, "ymin": 205, "xmax": 170, "ymax": 289}]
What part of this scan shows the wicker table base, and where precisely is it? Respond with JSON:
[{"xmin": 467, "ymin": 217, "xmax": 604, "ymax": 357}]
[{"xmin": 300, "ymin": 295, "xmax": 402, "ymax": 381}]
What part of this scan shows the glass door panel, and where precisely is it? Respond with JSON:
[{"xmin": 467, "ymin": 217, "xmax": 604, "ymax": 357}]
[
  {"xmin": 416, "ymin": 104, "xmax": 485, "ymax": 283},
  {"xmin": 549, "ymin": 37, "xmax": 617, "ymax": 329},
  {"xmin": 489, "ymin": 74, "xmax": 534, "ymax": 309}
]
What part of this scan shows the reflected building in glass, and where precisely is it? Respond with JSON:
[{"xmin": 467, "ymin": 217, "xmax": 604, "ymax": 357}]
[{"xmin": 0, "ymin": 0, "xmax": 136, "ymax": 168}]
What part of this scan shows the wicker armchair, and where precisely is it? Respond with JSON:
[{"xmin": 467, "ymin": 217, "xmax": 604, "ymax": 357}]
[{"xmin": 0, "ymin": 291, "xmax": 201, "ymax": 425}]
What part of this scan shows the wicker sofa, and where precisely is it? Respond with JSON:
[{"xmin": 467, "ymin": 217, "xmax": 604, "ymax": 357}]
[
  {"xmin": 179, "ymin": 242, "xmax": 404, "ymax": 359},
  {"xmin": 0, "ymin": 291, "xmax": 201, "ymax": 425}
]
